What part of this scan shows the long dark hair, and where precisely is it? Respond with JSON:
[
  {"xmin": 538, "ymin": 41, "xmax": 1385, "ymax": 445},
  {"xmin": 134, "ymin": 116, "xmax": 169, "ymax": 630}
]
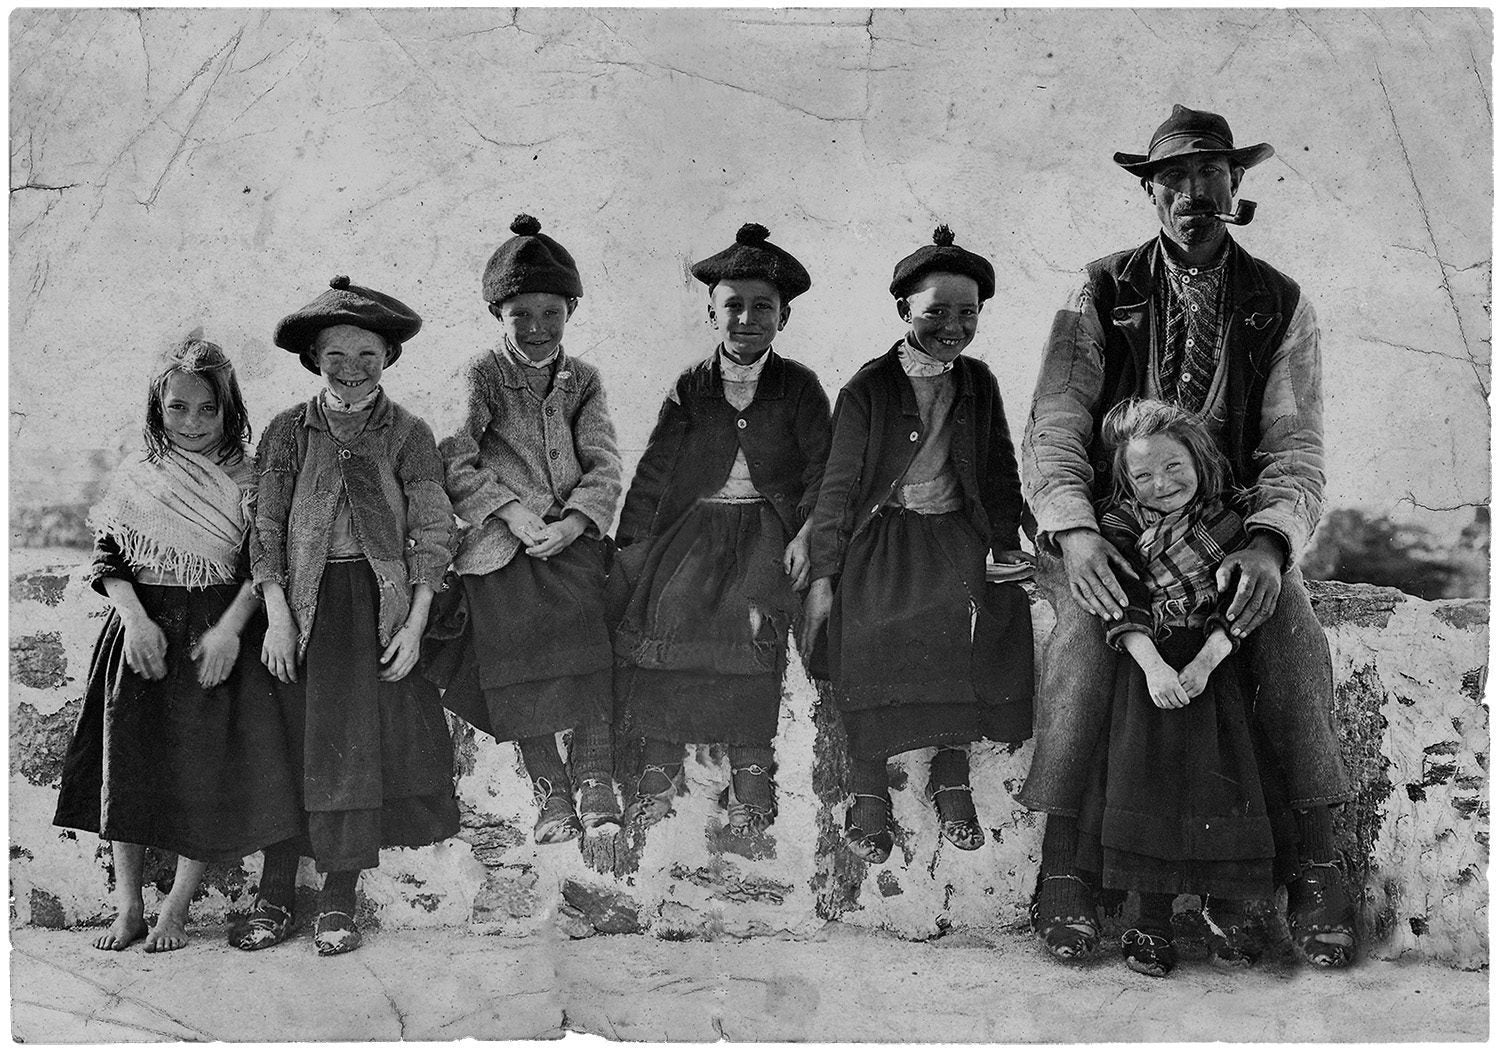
[
  {"xmin": 1101, "ymin": 398, "xmax": 1229, "ymax": 510},
  {"xmin": 143, "ymin": 337, "xmax": 252, "ymax": 463}
]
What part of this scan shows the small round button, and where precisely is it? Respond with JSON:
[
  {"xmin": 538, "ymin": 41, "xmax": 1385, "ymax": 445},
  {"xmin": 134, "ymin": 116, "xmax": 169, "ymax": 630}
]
[
  {"xmin": 737, "ymin": 418, "xmax": 747, "ymax": 429},
  {"xmin": 1190, "ymin": 304, "xmax": 1199, "ymax": 313},
  {"xmin": 1180, "ymin": 372, "xmax": 1191, "ymax": 383},
  {"xmin": 909, "ymin": 431, "xmax": 919, "ymax": 442},
  {"xmin": 545, "ymin": 406, "xmax": 556, "ymax": 416},
  {"xmin": 1186, "ymin": 338, "xmax": 1195, "ymax": 347},
  {"xmin": 338, "ymin": 449, "xmax": 351, "ymax": 460},
  {"xmin": 549, "ymin": 449, "xmax": 559, "ymax": 460}
]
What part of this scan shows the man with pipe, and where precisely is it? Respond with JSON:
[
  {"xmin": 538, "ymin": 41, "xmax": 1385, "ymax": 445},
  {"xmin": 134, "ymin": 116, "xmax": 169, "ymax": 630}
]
[{"xmin": 1018, "ymin": 105, "xmax": 1356, "ymax": 969}]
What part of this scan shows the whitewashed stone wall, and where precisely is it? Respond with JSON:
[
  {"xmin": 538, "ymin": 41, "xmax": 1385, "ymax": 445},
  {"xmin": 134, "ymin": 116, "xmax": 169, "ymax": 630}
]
[{"xmin": 10, "ymin": 555, "xmax": 1488, "ymax": 969}]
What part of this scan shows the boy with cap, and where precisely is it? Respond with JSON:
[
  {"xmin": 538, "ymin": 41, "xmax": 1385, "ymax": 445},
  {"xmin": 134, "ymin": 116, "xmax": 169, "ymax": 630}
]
[
  {"xmin": 801, "ymin": 226, "xmax": 1032, "ymax": 864},
  {"xmin": 245, "ymin": 276, "xmax": 460, "ymax": 955},
  {"xmin": 437, "ymin": 215, "xmax": 624, "ymax": 873},
  {"xmin": 613, "ymin": 222, "xmax": 831, "ymax": 836}
]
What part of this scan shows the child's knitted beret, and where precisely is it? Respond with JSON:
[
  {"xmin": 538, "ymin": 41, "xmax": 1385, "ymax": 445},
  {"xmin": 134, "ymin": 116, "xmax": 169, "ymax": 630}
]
[
  {"xmin": 273, "ymin": 276, "xmax": 423, "ymax": 372},
  {"xmin": 690, "ymin": 223, "xmax": 812, "ymax": 303},
  {"xmin": 889, "ymin": 225, "xmax": 996, "ymax": 302},
  {"xmin": 481, "ymin": 214, "xmax": 584, "ymax": 305}
]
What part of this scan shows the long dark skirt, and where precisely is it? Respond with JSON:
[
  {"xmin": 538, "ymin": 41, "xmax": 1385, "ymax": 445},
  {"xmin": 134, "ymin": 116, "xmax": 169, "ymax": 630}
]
[
  {"xmin": 829, "ymin": 508, "xmax": 1033, "ymax": 759},
  {"xmin": 1075, "ymin": 628, "xmax": 1296, "ymax": 899},
  {"xmin": 614, "ymin": 500, "xmax": 794, "ymax": 745},
  {"xmin": 428, "ymin": 537, "xmax": 613, "ymax": 742},
  {"xmin": 291, "ymin": 559, "xmax": 459, "ymax": 872},
  {"xmin": 53, "ymin": 582, "xmax": 304, "ymax": 863}
]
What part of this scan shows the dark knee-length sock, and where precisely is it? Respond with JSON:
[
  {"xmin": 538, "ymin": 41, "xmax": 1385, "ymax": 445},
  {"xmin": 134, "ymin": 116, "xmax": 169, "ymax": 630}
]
[
  {"xmin": 848, "ymin": 756, "xmax": 889, "ymax": 830},
  {"xmin": 1295, "ymin": 805, "xmax": 1337, "ymax": 864},
  {"xmin": 929, "ymin": 746, "xmax": 977, "ymax": 820},
  {"xmin": 319, "ymin": 869, "xmax": 360, "ymax": 916},
  {"xmin": 1135, "ymin": 891, "xmax": 1175, "ymax": 936},
  {"xmin": 257, "ymin": 838, "xmax": 301, "ymax": 911},
  {"xmin": 728, "ymin": 743, "xmax": 775, "ymax": 809},
  {"xmin": 520, "ymin": 735, "xmax": 569, "ymax": 792}
]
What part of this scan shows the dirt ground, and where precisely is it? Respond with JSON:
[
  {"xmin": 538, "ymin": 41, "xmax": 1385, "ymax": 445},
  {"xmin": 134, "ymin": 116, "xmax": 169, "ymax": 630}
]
[{"xmin": 8, "ymin": 921, "xmax": 1487, "ymax": 1043}]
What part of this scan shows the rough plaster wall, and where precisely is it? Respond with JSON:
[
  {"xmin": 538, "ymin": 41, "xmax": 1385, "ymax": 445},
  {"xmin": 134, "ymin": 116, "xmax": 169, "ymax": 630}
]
[
  {"xmin": 11, "ymin": 555, "xmax": 1488, "ymax": 969},
  {"xmin": 8, "ymin": 7, "xmax": 1492, "ymax": 541}
]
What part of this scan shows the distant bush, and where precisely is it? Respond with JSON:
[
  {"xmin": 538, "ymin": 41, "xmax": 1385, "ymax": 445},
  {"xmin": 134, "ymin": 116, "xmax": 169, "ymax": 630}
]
[
  {"xmin": 1302, "ymin": 507, "xmax": 1488, "ymax": 600},
  {"xmin": 10, "ymin": 506, "xmax": 92, "ymax": 550}
]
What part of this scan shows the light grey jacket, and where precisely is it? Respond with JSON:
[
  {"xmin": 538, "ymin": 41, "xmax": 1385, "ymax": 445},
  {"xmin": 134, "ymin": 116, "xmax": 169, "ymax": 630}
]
[
  {"xmin": 440, "ymin": 346, "xmax": 622, "ymax": 576},
  {"xmin": 1022, "ymin": 236, "xmax": 1324, "ymax": 561}
]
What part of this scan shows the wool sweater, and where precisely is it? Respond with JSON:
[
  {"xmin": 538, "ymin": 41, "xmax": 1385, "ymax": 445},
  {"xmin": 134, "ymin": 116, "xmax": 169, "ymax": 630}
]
[
  {"xmin": 250, "ymin": 391, "xmax": 454, "ymax": 658},
  {"xmin": 440, "ymin": 346, "xmax": 622, "ymax": 575}
]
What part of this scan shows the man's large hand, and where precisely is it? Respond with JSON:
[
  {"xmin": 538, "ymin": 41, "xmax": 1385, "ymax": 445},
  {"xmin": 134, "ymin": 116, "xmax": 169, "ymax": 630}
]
[
  {"xmin": 1057, "ymin": 528, "xmax": 1138, "ymax": 620},
  {"xmin": 1216, "ymin": 534, "xmax": 1285, "ymax": 638}
]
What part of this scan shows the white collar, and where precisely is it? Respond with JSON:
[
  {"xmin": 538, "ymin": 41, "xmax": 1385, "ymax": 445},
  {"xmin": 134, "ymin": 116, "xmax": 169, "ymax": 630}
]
[
  {"xmin": 505, "ymin": 337, "xmax": 562, "ymax": 370},
  {"xmin": 899, "ymin": 335, "xmax": 954, "ymax": 376},
  {"xmin": 321, "ymin": 386, "xmax": 381, "ymax": 413},
  {"xmin": 718, "ymin": 346, "xmax": 770, "ymax": 383}
]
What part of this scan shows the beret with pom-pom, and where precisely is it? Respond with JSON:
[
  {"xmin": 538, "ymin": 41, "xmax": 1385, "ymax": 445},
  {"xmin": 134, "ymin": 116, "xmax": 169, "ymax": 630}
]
[
  {"xmin": 888, "ymin": 222, "xmax": 995, "ymax": 301},
  {"xmin": 690, "ymin": 221, "xmax": 811, "ymax": 301},
  {"xmin": 273, "ymin": 275, "xmax": 422, "ymax": 371},
  {"xmin": 482, "ymin": 212, "xmax": 583, "ymax": 303}
]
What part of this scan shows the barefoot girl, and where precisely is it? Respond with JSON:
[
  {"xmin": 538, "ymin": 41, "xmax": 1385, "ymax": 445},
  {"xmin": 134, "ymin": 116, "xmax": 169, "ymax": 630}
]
[
  {"xmin": 54, "ymin": 338, "xmax": 302, "ymax": 952},
  {"xmin": 1072, "ymin": 399, "xmax": 1292, "ymax": 977},
  {"xmin": 613, "ymin": 223, "xmax": 831, "ymax": 835},
  {"xmin": 801, "ymin": 226, "xmax": 1033, "ymax": 864},
  {"xmin": 435, "ymin": 216, "xmax": 624, "ymax": 872},
  {"xmin": 245, "ymin": 277, "xmax": 460, "ymax": 955}
]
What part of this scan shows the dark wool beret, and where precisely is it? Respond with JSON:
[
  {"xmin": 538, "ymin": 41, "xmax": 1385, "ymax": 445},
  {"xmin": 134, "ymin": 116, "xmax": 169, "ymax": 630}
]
[
  {"xmin": 481, "ymin": 214, "xmax": 584, "ymax": 304},
  {"xmin": 889, "ymin": 225, "xmax": 996, "ymax": 302},
  {"xmin": 274, "ymin": 276, "xmax": 423, "ymax": 373},
  {"xmin": 690, "ymin": 223, "xmax": 812, "ymax": 302}
]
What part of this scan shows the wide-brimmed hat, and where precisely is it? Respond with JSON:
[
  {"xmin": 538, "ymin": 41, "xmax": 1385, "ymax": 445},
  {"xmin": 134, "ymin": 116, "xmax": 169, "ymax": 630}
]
[
  {"xmin": 481, "ymin": 214, "xmax": 584, "ymax": 305},
  {"xmin": 274, "ymin": 276, "xmax": 422, "ymax": 372},
  {"xmin": 691, "ymin": 223, "xmax": 812, "ymax": 302},
  {"xmin": 1114, "ymin": 104, "xmax": 1274, "ymax": 177},
  {"xmin": 889, "ymin": 225, "xmax": 996, "ymax": 302}
]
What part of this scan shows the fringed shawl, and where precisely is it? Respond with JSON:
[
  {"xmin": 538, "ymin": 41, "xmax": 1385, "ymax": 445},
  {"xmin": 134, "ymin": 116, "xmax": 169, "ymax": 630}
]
[{"xmin": 90, "ymin": 448, "xmax": 253, "ymax": 588}]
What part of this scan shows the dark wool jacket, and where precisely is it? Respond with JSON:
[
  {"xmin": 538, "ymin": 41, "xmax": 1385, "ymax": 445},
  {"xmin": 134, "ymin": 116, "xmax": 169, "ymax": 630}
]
[
  {"xmin": 616, "ymin": 349, "xmax": 832, "ymax": 547},
  {"xmin": 808, "ymin": 343, "xmax": 1023, "ymax": 580}
]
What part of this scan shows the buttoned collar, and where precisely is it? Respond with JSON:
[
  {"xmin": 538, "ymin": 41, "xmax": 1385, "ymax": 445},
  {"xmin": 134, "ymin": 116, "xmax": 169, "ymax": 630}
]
[
  {"xmin": 301, "ymin": 387, "xmax": 393, "ymax": 432},
  {"xmin": 490, "ymin": 342, "xmax": 581, "ymax": 392}
]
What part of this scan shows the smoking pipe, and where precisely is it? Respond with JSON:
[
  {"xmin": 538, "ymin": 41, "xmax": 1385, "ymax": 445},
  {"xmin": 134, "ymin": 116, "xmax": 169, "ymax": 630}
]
[{"xmin": 1213, "ymin": 200, "xmax": 1257, "ymax": 225}]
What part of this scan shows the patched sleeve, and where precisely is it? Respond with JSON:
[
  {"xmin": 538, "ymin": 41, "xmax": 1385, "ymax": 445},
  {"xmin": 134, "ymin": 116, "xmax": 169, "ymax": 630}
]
[
  {"xmin": 793, "ymin": 374, "xmax": 834, "ymax": 527},
  {"xmin": 562, "ymin": 370, "xmax": 624, "ymax": 537},
  {"xmin": 616, "ymin": 376, "xmax": 690, "ymax": 547},
  {"xmin": 1243, "ymin": 296, "xmax": 1325, "ymax": 562},
  {"xmin": 250, "ymin": 414, "xmax": 299, "ymax": 590},
  {"xmin": 807, "ymin": 385, "xmax": 870, "ymax": 581},
  {"xmin": 396, "ymin": 417, "xmax": 456, "ymax": 591},
  {"xmin": 439, "ymin": 357, "xmax": 522, "ymax": 528},
  {"xmin": 1022, "ymin": 277, "xmax": 1108, "ymax": 547}
]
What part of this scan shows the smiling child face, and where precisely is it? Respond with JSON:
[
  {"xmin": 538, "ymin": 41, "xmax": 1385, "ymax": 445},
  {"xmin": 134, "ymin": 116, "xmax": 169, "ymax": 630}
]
[
  {"xmin": 160, "ymin": 372, "xmax": 224, "ymax": 454},
  {"xmin": 709, "ymin": 278, "xmax": 787, "ymax": 365},
  {"xmin": 898, "ymin": 272, "xmax": 982, "ymax": 362},
  {"xmin": 1124, "ymin": 432, "xmax": 1200, "ymax": 514},
  {"xmin": 491, "ymin": 292, "xmax": 573, "ymax": 362},
  {"xmin": 314, "ymin": 324, "xmax": 389, "ymax": 403}
]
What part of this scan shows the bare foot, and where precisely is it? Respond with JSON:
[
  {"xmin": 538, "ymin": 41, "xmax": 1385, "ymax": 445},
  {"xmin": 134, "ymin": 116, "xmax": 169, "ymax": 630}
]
[
  {"xmin": 144, "ymin": 911, "xmax": 190, "ymax": 953},
  {"xmin": 93, "ymin": 909, "xmax": 147, "ymax": 951}
]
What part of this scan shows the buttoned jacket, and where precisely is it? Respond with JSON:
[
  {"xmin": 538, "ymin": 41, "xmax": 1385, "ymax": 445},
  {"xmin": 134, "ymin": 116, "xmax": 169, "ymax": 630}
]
[
  {"xmin": 250, "ymin": 392, "xmax": 454, "ymax": 657},
  {"xmin": 808, "ymin": 343, "xmax": 1023, "ymax": 580},
  {"xmin": 616, "ymin": 349, "xmax": 832, "ymax": 547},
  {"xmin": 1023, "ymin": 235, "xmax": 1324, "ymax": 559},
  {"xmin": 440, "ymin": 346, "xmax": 622, "ymax": 575}
]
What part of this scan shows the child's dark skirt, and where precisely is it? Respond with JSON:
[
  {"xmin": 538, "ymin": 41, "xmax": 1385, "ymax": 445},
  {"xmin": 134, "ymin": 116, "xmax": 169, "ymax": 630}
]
[
  {"xmin": 292, "ymin": 558, "xmax": 459, "ymax": 872},
  {"xmin": 1075, "ymin": 628, "xmax": 1297, "ymax": 900},
  {"xmin": 429, "ymin": 536, "xmax": 613, "ymax": 742},
  {"xmin": 614, "ymin": 499, "xmax": 795, "ymax": 745},
  {"xmin": 53, "ymin": 582, "xmax": 304, "ymax": 862},
  {"xmin": 828, "ymin": 507, "xmax": 1033, "ymax": 760}
]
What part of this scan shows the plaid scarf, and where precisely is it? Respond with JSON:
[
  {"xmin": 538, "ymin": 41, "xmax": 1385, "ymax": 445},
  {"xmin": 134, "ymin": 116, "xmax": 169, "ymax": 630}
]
[
  {"xmin": 1155, "ymin": 243, "xmax": 1229, "ymax": 413},
  {"xmin": 90, "ymin": 447, "xmax": 253, "ymax": 588},
  {"xmin": 1103, "ymin": 495, "xmax": 1246, "ymax": 630}
]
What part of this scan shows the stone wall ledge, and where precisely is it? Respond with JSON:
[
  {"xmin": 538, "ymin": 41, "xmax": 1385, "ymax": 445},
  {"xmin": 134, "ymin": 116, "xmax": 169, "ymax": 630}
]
[{"xmin": 9, "ymin": 553, "xmax": 1489, "ymax": 969}]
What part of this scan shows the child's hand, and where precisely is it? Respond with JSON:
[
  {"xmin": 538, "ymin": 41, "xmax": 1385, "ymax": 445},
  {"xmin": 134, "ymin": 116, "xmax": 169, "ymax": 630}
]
[
  {"xmin": 1144, "ymin": 662, "xmax": 1191, "ymax": 710},
  {"xmin": 379, "ymin": 621, "xmax": 424, "ymax": 682},
  {"xmin": 261, "ymin": 618, "xmax": 300, "ymax": 684},
  {"xmin": 798, "ymin": 577, "xmax": 834, "ymax": 667},
  {"xmin": 496, "ymin": 502, "xmax": 549, "ymax": 548},
  {"xmin": 525, "ymin": 514, "xmax": 586, "ymax": 560},
  {"xmin": 783, "ymin": 531, "xmax": 812, "ymax": 590},
  {"xmin": 190, "ymin": 624, "xmax": 241, "ymax": 688},
  {"xmin": 121, "ymin": 614, "xmax": 169, "ymax": 681}
]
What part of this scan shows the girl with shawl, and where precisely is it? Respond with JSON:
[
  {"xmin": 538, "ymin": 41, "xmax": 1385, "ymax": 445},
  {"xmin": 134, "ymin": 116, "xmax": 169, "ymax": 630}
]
[{"xmin": 54, "ymin": 338, "xmax": 303, "ymax": 953}]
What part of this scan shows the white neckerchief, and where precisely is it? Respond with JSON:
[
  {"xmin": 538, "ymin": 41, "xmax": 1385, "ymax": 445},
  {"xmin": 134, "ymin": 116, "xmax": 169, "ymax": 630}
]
[
  {"xmin": 899, "ymin": 334, "xmax": 954, "ymax": 376},
  {"xmin": 719, "ymin": 346, "xmax": 770, "ymax": 384},
  {"xmin": 505, "ymin": 336, "xmax": 562, "ymax": 370},
  {"xmin": 321, "ymin": 386, "xmax": 381, "ymax": 414}
]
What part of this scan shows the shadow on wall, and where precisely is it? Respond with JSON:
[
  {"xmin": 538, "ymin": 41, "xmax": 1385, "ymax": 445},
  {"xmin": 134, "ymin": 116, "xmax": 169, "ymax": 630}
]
[{"xmin": 1302, "ymin": 507, "xmax": 1489, "ymax": 600}]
